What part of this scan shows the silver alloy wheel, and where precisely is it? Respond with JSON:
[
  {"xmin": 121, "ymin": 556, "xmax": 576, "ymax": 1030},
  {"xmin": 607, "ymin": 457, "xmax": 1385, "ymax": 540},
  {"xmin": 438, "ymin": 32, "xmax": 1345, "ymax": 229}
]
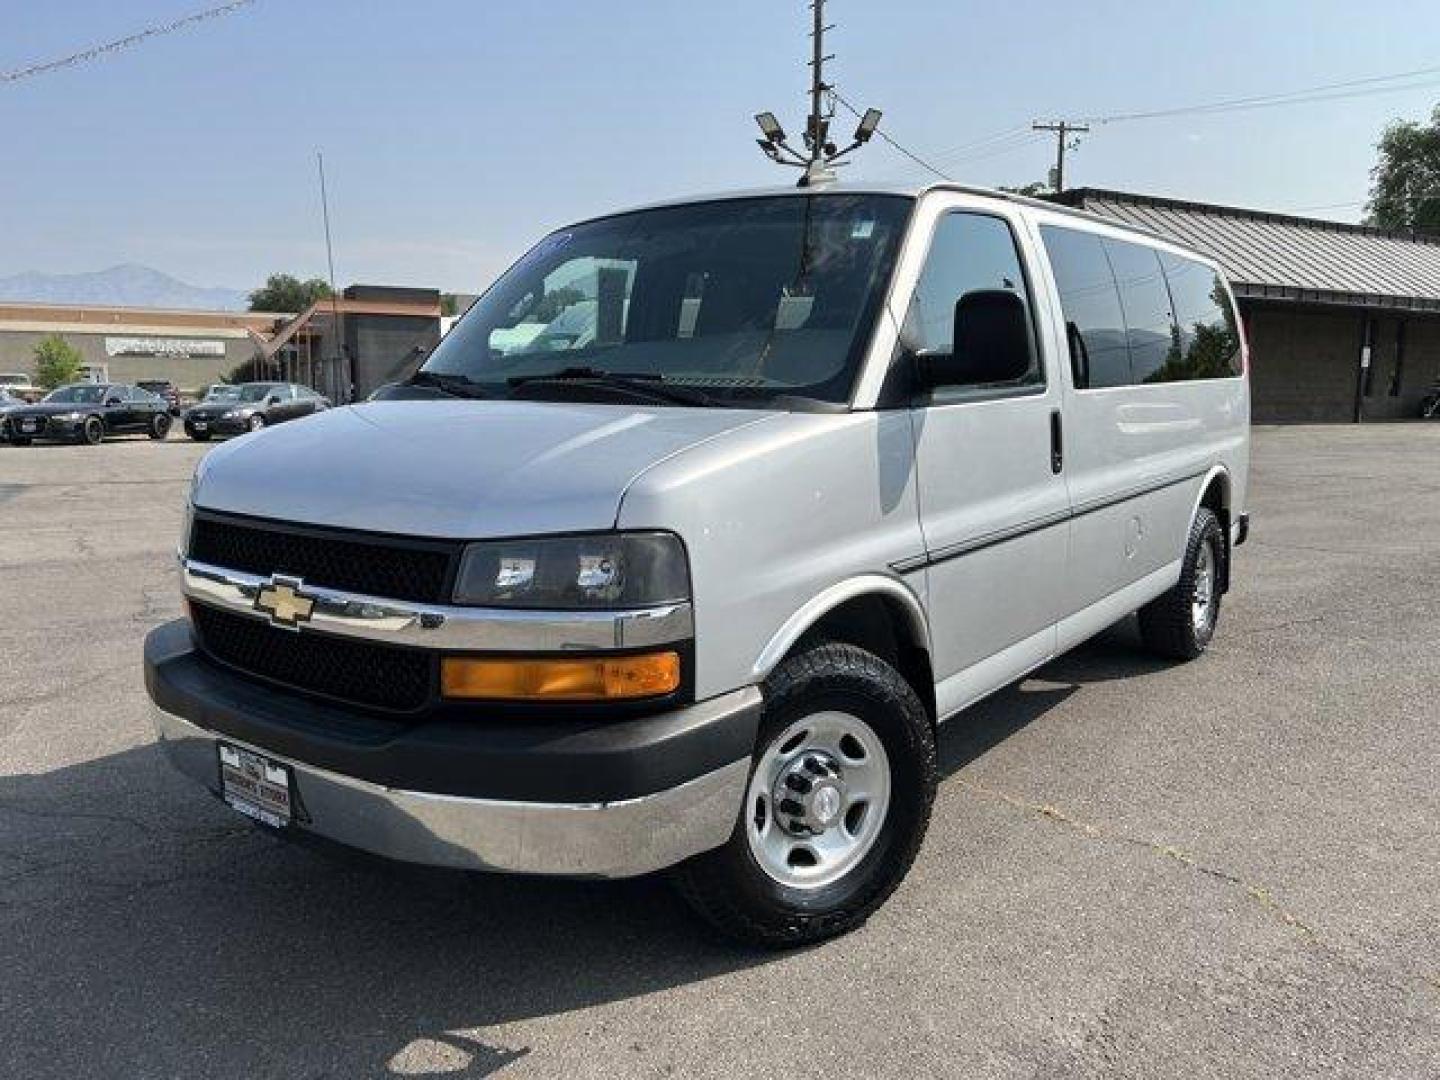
[
  {"xmin": 248, "ymin": 414, "xmax": 265, "ymax": 431},
  {"xmin": 745, "ymin": 711, "xmax": 891, "ymax": 889},
  {"xmin": 1192, "ymin": 538, "xmax": 1217, "ymax": 634}
]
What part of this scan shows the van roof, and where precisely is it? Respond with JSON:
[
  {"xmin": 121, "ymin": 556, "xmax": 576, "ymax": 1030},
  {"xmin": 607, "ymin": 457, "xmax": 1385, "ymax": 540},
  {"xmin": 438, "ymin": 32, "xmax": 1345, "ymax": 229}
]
[{"xmin": 597, "ymin": 180, "xmax": 1176, "ymax": 247}]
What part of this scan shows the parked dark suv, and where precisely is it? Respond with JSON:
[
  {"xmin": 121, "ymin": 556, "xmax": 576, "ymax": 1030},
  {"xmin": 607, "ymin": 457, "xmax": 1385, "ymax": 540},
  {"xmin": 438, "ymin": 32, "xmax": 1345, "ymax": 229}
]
[
  {"xmin": 4, "ymin": 383, "xmax": 172, "ymax": 445},
  {"xmin": 182, "ymin": 382, "xmax": 329, "ymax": 440},
  {"xmin": 137, "ymin": 379, "xmax": 182, "ymax": 416}
]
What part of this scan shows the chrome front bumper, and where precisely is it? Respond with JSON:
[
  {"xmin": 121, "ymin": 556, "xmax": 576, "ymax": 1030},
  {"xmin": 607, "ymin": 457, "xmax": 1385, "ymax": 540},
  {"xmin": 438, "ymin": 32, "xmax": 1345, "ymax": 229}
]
[{"xmin": 153, "ymin": 704, "xmax": 751, "ymax": 879}]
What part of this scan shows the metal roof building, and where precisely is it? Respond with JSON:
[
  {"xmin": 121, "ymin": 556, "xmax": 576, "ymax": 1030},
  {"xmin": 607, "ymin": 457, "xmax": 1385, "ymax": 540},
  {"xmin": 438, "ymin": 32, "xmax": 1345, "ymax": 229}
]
[{"xmin": 1058, "ymin": 189, "xmax": 1440, "ymax": 421}]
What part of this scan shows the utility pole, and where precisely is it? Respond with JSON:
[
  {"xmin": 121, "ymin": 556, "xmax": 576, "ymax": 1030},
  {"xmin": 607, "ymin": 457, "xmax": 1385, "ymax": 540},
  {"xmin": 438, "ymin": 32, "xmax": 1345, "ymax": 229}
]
[
  {"xmin": 753, "ymin": 1, "xmax": 883, "ymax": 185},
  {"xmin": 1032, "ymin": 119, "xmax": 1090, "ymax": 193}
]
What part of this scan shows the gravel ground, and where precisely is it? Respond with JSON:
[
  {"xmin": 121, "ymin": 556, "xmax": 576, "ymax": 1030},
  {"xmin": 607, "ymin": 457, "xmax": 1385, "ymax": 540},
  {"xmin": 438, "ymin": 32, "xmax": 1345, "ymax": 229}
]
[{"xmin": 1, "ymin": 424, "xmax": 1436, "ymax": 1078}]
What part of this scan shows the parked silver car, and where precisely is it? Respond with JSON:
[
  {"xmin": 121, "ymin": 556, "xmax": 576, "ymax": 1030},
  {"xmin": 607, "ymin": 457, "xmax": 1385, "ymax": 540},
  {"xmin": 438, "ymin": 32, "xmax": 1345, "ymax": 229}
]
[{"xmin": 144, "ymin": 182, "xmax": 1250, "ymax": 946}]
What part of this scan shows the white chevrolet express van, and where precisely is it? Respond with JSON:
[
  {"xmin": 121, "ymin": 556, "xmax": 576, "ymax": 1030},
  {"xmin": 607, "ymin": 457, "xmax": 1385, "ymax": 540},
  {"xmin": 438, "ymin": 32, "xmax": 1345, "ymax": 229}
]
[{"xmin": 145, "ymin": 183, "xmax": 1249, "ymax": 946}]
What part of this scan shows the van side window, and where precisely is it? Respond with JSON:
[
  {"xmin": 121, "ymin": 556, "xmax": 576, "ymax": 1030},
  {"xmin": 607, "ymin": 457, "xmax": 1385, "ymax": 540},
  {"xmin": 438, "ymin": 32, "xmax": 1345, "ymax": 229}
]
[
  {"xmin": 1159, "ymin": 253, "xmax": 1243, "ymax": 379},
  {"xmin": 1039, "ymin": 225, "xmax": 1131, "ymax": 389},
  {"xmin": 905, "ymin": 212, "xmax": 1042, "ymax": 393},
  {"xmin": 1105, "ymin": 239, "xmax": 1179, "ymax": 384}
]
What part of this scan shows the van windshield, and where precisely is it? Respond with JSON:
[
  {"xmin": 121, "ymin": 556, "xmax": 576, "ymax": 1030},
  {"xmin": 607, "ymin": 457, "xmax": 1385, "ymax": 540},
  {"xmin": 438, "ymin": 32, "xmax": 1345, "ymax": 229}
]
[{"xmin": 422, "ymin": 194, "xmax": 912, "ymax": 407}]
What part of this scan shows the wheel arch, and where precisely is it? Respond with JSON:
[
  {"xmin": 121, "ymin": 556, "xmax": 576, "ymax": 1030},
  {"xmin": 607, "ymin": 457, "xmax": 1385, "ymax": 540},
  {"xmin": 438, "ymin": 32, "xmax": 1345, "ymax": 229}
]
[
  {"xmin": 752, "ymin": 576, "xmax": 936, "ymax": 724},
  {"xmin": 1190, "ymin": 465, "xmax": 1233, "ymax": 591}
]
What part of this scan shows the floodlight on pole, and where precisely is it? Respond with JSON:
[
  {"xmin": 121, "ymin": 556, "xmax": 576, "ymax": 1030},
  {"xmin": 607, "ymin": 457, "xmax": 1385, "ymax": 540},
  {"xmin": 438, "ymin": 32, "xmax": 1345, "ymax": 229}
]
[
  {"xmin": 755, "ymin": 112, "xmax": 786, "ymax": 143},
  {"xmin": 854, "ymin": 108, "xmax": 882, "ymax": 143}
]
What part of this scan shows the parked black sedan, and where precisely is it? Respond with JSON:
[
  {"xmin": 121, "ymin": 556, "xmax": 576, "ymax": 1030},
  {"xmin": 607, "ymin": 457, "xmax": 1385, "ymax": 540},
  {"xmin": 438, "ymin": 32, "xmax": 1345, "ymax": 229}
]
[
  {"xmin": 4, "ymin": 383, "xmax": 172, "ymax": 445},
  {"xmin": 182, "ymin": 382, "xmax": 329, "ymax": 440}
]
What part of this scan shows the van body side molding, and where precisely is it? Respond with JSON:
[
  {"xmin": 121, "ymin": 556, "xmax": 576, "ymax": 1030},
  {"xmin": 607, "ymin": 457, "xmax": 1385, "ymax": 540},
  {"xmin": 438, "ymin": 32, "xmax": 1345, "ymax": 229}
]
[{"xmin": 891, "ymin": 467, "xmax": 1209, "ymax": 574}]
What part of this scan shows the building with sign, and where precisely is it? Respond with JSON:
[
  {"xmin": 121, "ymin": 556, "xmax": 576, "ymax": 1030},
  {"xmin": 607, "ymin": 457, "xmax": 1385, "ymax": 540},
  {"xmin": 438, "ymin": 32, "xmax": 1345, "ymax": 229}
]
[
  {"xmin": 0, "ymin": 303, "xmax": 282, "ymax": 391},
  {"xmin": 0, "ymin": 285, "xmax": 442, "ymax": 401}
]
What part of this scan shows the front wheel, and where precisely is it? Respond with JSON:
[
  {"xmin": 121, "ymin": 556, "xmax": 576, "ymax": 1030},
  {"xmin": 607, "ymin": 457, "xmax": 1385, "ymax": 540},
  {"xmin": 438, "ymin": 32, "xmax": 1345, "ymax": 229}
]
[
  {"xmin": 80, "ymin": 416, "xmax": 104, "ymax": 446},
  {"xmin": 247, "ymin": 414, "xmax": 266, "ymax": 432},
  {"xmin": 1138, "ymin": 507, "xmax": 1225, "ymax": 660},
  {"xmin": 148, "ymin": 413, "xmax": 171, "ymax": 440},
  {"xmin": 671, "ymin": 642, "xmax": 936, "ymax": 948}
]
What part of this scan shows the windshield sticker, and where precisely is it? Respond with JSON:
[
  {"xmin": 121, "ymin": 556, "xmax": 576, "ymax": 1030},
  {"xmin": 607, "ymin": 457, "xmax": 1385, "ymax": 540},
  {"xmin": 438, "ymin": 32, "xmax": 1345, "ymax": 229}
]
[{"xmin": 851, "ymin": 220, "xmax": 876, "ymax": 240}]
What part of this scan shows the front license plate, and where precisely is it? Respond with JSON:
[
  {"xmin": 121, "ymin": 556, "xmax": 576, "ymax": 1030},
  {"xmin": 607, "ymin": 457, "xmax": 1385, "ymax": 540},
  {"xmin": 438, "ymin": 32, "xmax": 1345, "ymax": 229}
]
[
  {"xmin": 217, "ymin": 743, "xmax": 293, "ymax": 828},
  {"xmin": 193, "ymin": 420, "xmax": 208, "ymax": 430},
  {"xmin": 19, "ymin": 419, "xmax": 37, "ymax": 433}
]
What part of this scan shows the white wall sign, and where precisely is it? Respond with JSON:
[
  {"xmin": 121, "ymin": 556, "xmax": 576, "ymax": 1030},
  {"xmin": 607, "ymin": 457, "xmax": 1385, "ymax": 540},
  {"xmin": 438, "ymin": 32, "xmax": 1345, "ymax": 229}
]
[{"xmin": 105, "ymin": 337, "xmax": 225, "ymax": 359}]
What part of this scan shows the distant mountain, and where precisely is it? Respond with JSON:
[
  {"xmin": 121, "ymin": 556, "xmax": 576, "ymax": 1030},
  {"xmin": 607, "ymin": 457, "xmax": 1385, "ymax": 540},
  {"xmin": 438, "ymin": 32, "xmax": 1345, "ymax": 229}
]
[{"xmin": 0, "ymin": 264, "xmax": 248, "ymax": 311}]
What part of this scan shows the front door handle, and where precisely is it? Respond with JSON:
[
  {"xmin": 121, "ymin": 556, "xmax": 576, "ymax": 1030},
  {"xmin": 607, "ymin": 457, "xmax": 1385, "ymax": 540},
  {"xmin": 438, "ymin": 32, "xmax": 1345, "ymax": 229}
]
[{"xmin": 1050, "ymin": 409, "xmax": 1063, "ymax": 474}]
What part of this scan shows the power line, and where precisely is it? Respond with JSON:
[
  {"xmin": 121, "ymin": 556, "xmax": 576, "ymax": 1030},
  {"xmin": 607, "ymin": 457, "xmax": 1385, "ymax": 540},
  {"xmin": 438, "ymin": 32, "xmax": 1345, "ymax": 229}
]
[
  {"xmin": 1083, "ymin": 62, "xmax": 1440, "ymax": 125},
  {"xmin": 1, "ymin": 1, "xmax": 258, "ymax": 85},
  {"xmin": 858, "ymin": 59, "xmax": 1440, "ymax": 188},
  {"xmin": 831, "ymin": 88, "xmax": 954, "ymax": 182}
]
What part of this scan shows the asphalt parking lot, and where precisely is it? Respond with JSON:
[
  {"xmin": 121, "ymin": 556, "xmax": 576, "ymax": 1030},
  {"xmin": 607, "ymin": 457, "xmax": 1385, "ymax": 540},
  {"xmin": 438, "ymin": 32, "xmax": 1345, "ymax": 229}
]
[{"xmin": 2, "ymin": 424, "xmax": 1437, "ymax": 1078}]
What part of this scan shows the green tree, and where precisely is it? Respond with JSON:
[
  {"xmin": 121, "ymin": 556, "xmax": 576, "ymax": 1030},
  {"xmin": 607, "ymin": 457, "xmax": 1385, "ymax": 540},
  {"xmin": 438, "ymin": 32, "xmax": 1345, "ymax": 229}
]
[
  {"xmin": 33, "ymin": 334, "xmax": 82, "ymax": 388},
  {"xmin": 1365, "ymin": 105, "xmax": 1440, "ymax": 231},
  {"xmin": 248, "ymin": 273, "xmax": 334, "ymax": 313}
]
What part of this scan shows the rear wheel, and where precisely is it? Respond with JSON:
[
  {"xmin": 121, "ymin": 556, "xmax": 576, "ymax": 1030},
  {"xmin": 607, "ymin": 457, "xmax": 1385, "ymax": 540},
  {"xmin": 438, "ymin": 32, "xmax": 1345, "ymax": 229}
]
[
  {"xmin": 148, "ymin": 413, "xmax": 171, "ymax": 440},
  {"xmin": 80, "ymin": 416, "xmax": 104, "ymax": 446},
  {"xmin": 671, "ymin": 642, "xmax": 936, "ymax": 948},
  {"xmin": 1138, "ymin": 507, "xmax": 1224, "ymax": 660}
]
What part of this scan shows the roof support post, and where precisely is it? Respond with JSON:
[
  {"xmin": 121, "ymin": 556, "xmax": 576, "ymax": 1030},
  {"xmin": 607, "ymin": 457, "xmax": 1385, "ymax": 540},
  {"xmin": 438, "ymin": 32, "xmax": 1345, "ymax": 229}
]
[{"xmin": 1354, "ymin": 314, "xmax": 1375, "ymax": 424}]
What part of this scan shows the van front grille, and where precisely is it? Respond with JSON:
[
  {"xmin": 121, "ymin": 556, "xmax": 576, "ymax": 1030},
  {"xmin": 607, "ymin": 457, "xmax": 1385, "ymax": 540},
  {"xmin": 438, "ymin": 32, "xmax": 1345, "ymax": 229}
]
[
  {"xmin": 190, "ymin": 603, "xmax": 434, "ymax": 712},
  {"xmin": 187, "ymin": 511, "xmax": 458, "ymax": 604}
]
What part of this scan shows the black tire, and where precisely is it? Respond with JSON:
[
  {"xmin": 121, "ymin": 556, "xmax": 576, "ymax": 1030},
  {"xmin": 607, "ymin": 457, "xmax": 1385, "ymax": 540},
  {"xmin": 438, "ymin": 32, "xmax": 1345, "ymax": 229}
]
[
  {"xmin": 80, "ymin": 416, "xmax": 104, "ymax": 446},
  {"xmin": 1138, "ymin": 507, "xmax": 1224, "ymax": 660},
  {"xmin": 671, "ymin": 642, "xmax": 936, "ymax": 948},
  {"xmin": 248, "ymin": 414, "xmax": 266, "ymax": 432},
  {"xmin": 148, "ymin": 413, "xmax": 172, "ymax": 440},
  {"xmin": 188, "ymin": 430, "xmax": 211, "ymax": 442}
]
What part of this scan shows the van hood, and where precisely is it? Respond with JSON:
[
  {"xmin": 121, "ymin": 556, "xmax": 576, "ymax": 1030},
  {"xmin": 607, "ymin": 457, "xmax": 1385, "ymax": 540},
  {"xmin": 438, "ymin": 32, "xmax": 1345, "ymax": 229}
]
[{"xmin": 192, "ymin": 400, "xmax": 778, "ymax": 538}]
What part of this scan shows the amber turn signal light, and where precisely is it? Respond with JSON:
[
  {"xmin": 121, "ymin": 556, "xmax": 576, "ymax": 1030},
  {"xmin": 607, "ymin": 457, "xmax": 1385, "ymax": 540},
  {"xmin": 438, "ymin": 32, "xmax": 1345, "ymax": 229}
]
[{"xmin": 441, "ymin": 652, "xmax": 682, "ymax": 701}]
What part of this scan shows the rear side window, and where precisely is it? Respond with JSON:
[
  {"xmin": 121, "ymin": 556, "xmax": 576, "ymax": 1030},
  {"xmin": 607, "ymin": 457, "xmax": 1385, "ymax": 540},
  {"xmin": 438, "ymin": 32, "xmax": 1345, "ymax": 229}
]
[
  {"xmin": 1159, "ymin": 253, "xmax": 1242, "ymax": 380},
  {"xmin": 1039, "ymin": 226, "xmax": 1130, "ymax": 388},
  {"xmin": 1105, "ymin": 239, "xmax": 1178, "ymax": 384}
]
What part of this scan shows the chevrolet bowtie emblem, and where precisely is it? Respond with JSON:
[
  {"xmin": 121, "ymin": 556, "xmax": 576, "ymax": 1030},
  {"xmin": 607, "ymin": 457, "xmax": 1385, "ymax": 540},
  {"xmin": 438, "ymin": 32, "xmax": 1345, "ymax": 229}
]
[{"xmin": 254, "ymin": 575, "xmax": 316, "ymax": 629}]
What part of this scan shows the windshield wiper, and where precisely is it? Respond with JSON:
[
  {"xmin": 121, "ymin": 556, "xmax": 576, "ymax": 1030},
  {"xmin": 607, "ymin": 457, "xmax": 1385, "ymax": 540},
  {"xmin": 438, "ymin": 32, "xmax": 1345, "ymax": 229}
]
[
  {"xmin": 406, "ymin": 370, "xmax": 490, "ymax": 399},
  {"xmin": 507, "ymin": 367, "xmax": 719, "ymax": 407}
]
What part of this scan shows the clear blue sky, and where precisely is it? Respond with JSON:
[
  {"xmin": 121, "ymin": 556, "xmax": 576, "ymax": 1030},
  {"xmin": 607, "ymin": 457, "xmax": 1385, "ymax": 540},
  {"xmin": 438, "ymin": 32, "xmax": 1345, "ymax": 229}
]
[{"xmin": 3, "ymin": 0, "xmax": 1439, "ymax": 295}]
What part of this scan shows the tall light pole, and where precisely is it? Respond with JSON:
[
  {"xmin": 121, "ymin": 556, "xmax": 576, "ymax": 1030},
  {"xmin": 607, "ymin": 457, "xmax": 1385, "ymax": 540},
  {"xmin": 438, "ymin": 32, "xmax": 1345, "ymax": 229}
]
[
  {"xmin": 316, "ymin": 150, "xmax": 346, "ymax": 400},
  {"xmin": 754, "ymin": 1, "xmax": 883, "ymax": 186}
]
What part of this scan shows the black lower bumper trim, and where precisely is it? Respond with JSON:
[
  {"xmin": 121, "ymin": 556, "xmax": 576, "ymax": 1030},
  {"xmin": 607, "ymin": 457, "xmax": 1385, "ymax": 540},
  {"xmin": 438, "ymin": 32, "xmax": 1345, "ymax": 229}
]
[{"xmin": 143, "ymin": 619, "xmax": 760, "ymax": 803}]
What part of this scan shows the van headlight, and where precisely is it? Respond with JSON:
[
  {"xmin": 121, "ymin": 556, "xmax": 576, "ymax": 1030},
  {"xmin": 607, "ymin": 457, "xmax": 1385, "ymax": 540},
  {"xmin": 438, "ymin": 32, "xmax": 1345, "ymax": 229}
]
[{"xmin": 453, "ymin": 532, "xmax": 690, "ymax": 609}]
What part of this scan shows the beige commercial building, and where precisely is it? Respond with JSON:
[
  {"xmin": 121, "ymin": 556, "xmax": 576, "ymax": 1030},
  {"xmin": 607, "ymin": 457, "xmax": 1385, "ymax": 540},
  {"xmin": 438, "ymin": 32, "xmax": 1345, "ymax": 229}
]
[{"xmin": 0, "ymin": 285, "xmax": 442, "ymax": 402}]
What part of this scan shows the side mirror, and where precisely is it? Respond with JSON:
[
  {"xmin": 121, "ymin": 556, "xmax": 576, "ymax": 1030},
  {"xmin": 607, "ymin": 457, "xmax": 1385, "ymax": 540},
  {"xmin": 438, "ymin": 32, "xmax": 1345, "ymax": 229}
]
[
  {"xmin": 266, "ymin": 395, "xmax": 280, "ymax": 406},
  {"xmin": 104, "ymin": 396, "xmax": 123, "ymax": 407},
  {"xmin": 915, "ymin": 289, "xmax": 1033, "ymax": 392}
]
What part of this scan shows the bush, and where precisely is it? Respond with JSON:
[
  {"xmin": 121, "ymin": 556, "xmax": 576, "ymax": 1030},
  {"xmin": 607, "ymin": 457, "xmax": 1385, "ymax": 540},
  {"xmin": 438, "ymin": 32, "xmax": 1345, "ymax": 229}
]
[{"xmin": 34, "ymin": 334, "xmax": 82, "ymax": 388}]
